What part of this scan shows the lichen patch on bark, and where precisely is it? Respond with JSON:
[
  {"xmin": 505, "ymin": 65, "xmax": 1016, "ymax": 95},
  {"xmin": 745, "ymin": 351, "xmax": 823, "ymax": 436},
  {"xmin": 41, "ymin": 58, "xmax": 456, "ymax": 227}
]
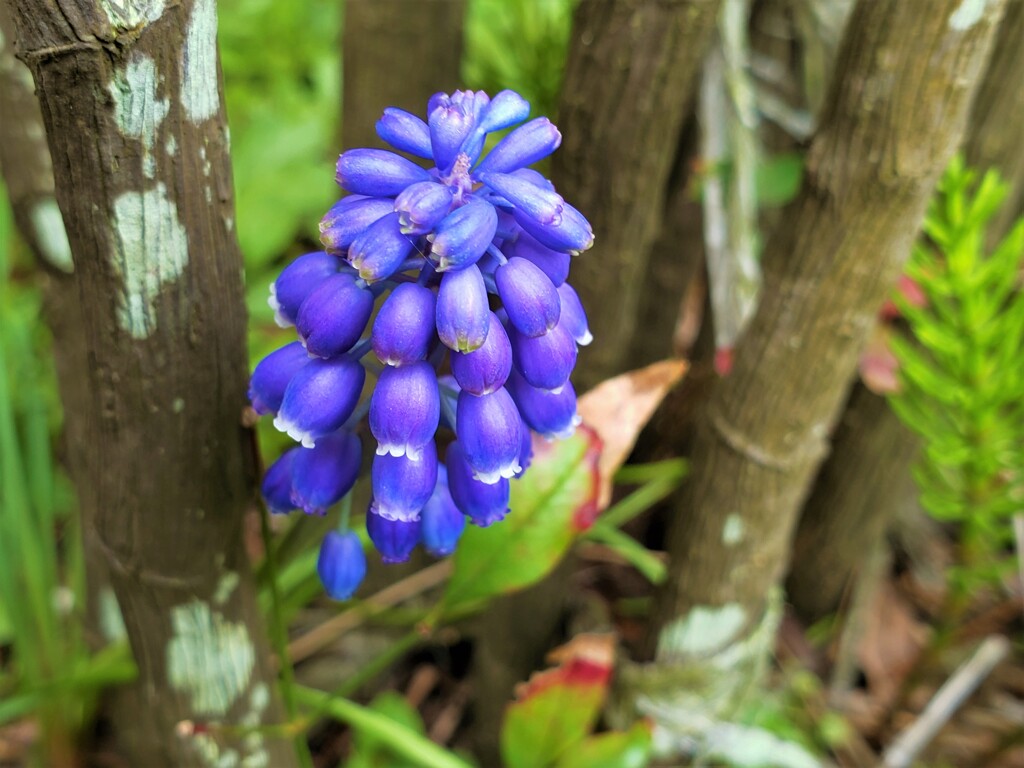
[
  {"xmin": 656, "ymin": 603, "xmax": 747, "ymax": 660},
  {"xmin": 166, "ymin": 600, "xmax": 255, "ymax": 717},
  {"xmin": 949, "ymin": 0, "xmax": 993, "ymax": 29},
  {"xmin": 100, "ymin": 0, "xmax": 166, "ymax": 31},
  {"xmin": 109, "ymin": 54, "xmax": 169, "ymax": 179},
  {"xmin": 181, "ymin": 0, "xmax": 219, "ymax": 123},
  {"xmin": 30, "ymin": 197, "xmax": 73, "ymax": 272},
  {"xmin": 109, "ymin": 184, "xmax": 189, "ymax": 338}
]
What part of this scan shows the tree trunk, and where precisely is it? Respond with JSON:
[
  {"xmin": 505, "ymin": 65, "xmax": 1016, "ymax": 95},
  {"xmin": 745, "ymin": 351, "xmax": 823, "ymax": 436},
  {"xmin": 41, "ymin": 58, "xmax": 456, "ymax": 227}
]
[
  {"xmin": 553, "ymin": 0, "xmax": 721, "ymax": 392},
  {"xmin": 341, "ymin": 0, "xmax": 466, "ymax": 151},
  {"xmin": 633, "ymin": 0, "xmax": 1006, "ymax": 750},
  {"xmin": 964, "ymin": 0, "xmax": 1024, "ymax": 237},
  {"xmin": 786, "ymin": 382, "xmax": 918, "ymax": 623},
  {"xmin": 8, "ymin": 4, "xmax": 297, "ymax": 765},
  {"xmin": 786, "ymin": 0, "xmax": 1024, "ymax": 626}
]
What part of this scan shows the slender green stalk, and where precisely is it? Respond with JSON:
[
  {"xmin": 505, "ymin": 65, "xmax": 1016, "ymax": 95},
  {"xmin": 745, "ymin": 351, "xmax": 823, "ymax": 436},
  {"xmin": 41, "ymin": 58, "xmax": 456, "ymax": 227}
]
[
  {"xmin": 599, "ymin": 476, "xmax": 682, "ymax": 530},
  {"xmin": 585, "ymin": 523, "xmax": 666, "ymax": 584},
  {"xmin": 294, "ymin": 685, "xmax": 474, "ymax": 768},
  {"xmin": 613, "ymin": 458, "xmax": 688, "ymax": 485},
  {"xmin": 258, "ymin": 503, "xmax": 315, "ymax": 768}
]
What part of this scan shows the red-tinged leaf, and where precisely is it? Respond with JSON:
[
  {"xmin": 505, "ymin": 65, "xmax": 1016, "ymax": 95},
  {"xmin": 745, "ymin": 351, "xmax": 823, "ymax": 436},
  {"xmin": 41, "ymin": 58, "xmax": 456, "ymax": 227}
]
[
  {"xmin": 501, "ymin": 635, "xmax": 615, "ymax": 768},
  {"xmin": 554, "ymin": 722, "xmax": 653, "ymax": 768},
  {"xmin": 441, "ymin": 427, "xmax": 601, "ymax": 613},
  {"xmin": 859, "ymin": 325, "xmax": 901, "ymax": 395},
  {"xmin": 577, "ymin": 359, "xmax": 687, "ymax": 509}
]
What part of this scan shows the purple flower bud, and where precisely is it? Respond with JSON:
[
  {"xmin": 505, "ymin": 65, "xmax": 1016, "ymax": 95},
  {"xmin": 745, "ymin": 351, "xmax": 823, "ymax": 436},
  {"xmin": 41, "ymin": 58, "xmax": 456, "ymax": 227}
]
[
  {"xmin": 420, "ymin": 465, "xmax": 465, "ymax": 556},
  {"xmin": 262, "ymin": 448, "xmax": 298, "ymax": 514},
  {"xmin": 509, "ymin": 323, "xmax": 577, "ymax": 392},
  {"xmin": 269, "ymin": 251, "xmax": 341, "ymax": 327},
  {"xmin": 513, "ymin": 201, "xmax": 594, "ymax": 255},
  {"xmin": 507, "ymin": 370, "xmax": 581, "ymax": 439},
  {"xmin": 429, "ymin": 99, "xmax": 475, "ymax": 173},
  {"xmin": 446, "ymin": 441, "xmax": 510, "ymax": 527},
  {"xmin": 274, "ymin": 356, "xmax": 366, "ymax": 448},
  {"xmin": 557, "ymin": 283, "xmax": 593, "ymax": 345},
  {"xmin": 437, "ymin": 264, "xmax": 490, "ymax": 352},
  {"xmin": 517, "ymin": 419, "xmax": 534, "ymax": 477},
  {"xmin": 478, "ymin": 90, "xmax": 530, "ymax": 133},
  {"xmin": 370, "ymin": 440, "xmax": 438, "ymax": 522},
  {"xmin": 319, "ymin": 197, "xmax": 395, "ymax": 251},
  {"xmin": 372, "ymin": 283, "xmax": 437, "ymax": 365},
  {"xmin": 366, "ymin": 509, "xmax": 421, "ymax": 564},
  {"xmin": 376, "ymin": 107, "xmax": 433, "ymax": 159},
  {"xmin": 296, "ymin": 273, "xmax": 374, "ymax": 359},
  {"xmin": 250, "ymin": 341, "xmax": 309, "ymax": 415},
  {"xmin": 504, "ymin": 229, "xmax": 570, "ymax": 287},
  {"xmin": 510, "ymin": 168, "xmax": 555, "ymax": 190},
  {"xmin": 456, "ymin": 388, "xmax": 523, "ymax": 483},
  {"xmin": 348, "ymin": 212, "xmax": 416, "ymax": 282},
  {"xmin": 478, "ymin": 171, "xmax": 564, "ymax": 227},
  {"xmin": 428, "ymin": 198, "xmax": 498, "ymax": 271},
  {"xmin": 370, "ymin": 363, "xmax": 440, "ymax": 460},
  {"xmin": 496, "ymin": 256, "xmax": 560, "ymax": 338},
  {"xmin": 394, "ymin": 181, "xmax": 454, "ymax": 235},
  {"xmin": 336, "ymin": 149, "xmax": 431, "ymax": 196},
  {"xmin": 450, "ymin": 313, "xmax": 511, "ymax": 395},
  {"xmin": 290, "ymin": 431, "xmax": 362, "ymax": 515},
  {"xmin": 475, "ymin": 118, "xmax": 562, "ymax": 175},
  {"xmin": 318, "ymin": 530, "xmax": 366, "ymax": 600}
]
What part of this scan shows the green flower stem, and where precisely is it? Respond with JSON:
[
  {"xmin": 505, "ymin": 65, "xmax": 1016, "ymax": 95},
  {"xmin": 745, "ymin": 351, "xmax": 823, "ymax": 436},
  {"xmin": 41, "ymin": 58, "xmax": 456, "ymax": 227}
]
[
  {"xmin": 258, "ymin": 502, "xmax": 315, "ymax": 768},
  {"xmin": 294, "ymin": 685, "xmax": 474, "ymax": 768},
  {"xmin": 613, "ymin": 457, "xmax": 688, "ymax": 485},
  {"xmin": 599, "ymin": 475, "xmax": 683, "ymax": 530}
]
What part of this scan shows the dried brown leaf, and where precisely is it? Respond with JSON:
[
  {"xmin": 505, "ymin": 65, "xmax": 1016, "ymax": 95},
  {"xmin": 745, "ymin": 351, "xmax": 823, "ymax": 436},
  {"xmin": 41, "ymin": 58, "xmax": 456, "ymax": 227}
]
[{"xmin": 577, "ymin": 359, "xmax": 688, "ymax": 509}]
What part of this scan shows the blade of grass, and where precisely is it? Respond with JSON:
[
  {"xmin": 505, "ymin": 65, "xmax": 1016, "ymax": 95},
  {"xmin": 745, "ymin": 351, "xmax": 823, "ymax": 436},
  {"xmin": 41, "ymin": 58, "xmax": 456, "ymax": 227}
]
[{"xmin": 294, "ymin": 686, "xmax": 474, "ymax": 768}]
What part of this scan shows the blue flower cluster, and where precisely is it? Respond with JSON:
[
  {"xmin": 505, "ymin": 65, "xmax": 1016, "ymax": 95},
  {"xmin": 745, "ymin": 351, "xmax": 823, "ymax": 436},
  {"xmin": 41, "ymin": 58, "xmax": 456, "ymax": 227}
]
[{"xmin": 250, "ymin": 89, "xmax": 593, "ymax": 601}]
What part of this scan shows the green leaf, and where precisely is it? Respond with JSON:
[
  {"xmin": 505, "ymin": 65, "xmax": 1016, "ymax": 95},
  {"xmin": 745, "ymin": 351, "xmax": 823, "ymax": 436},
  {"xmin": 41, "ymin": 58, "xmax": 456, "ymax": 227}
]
[
  {"xmin": 756, "ymin": 153, "xmax": 804, "ymax": 207},
  {"xmin": 554, "ymin": 723, "xmax": 653, "ymax": 768},
  {"xmin": 441, "ymin": 427, "xmax": 601, "ymax": 613},
  {"xmin": 500, "ymin": 636, "xmax": 613, "ymax": 768},
  {"xmin": 349, "ymin": 692, "xmax": 428, "ymax": 768}
]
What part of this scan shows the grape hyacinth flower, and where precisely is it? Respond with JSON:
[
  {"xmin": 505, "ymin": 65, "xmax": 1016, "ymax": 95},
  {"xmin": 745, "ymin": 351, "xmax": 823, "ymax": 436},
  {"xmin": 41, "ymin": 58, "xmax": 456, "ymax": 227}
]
[{"xmin": 251, "ymin": 88, "xmax": 593, "ymax": 600}]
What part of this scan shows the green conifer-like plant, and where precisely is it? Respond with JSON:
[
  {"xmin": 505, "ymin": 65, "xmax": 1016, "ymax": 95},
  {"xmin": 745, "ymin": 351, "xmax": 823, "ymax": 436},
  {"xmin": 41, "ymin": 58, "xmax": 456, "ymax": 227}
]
[{"xmin": 889, "ymin": 157, "xmax": 1024, "ymax": 596}]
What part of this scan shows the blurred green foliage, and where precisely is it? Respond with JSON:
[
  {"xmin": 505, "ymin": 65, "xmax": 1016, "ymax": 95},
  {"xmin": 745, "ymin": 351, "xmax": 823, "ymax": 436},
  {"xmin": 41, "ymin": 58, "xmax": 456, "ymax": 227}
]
[
  {"xmin": 463, "ymin": 0, "xmax": 576, "ymax": 118},
  {"xmin": 0, "ymin": 184, "xmax": 134, "ymax": 764},
  {"xmin": 889, "ymin": 157, "xmax": 1024, "ymax": 594}
]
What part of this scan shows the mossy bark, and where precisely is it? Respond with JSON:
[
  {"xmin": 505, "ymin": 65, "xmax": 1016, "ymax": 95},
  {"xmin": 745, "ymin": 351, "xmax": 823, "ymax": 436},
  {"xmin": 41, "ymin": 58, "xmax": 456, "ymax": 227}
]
[
  {"xmin": 7, "ymin": 4, "xmax": 297, "ymax": 765},
  {"xmin": 639, "ymin": 0, "xmax": 1006, "ymax": 748}
]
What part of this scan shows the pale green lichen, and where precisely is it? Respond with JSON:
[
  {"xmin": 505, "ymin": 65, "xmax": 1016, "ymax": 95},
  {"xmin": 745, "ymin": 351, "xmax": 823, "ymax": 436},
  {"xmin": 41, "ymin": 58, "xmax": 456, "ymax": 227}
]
[
  {"xmin": 722, "ymin": 514, "xmax": 744, "ymax": 546},
  {"xmin": 98, "ymin": 587, "xmax": 128, "ymax": 643},
  {"xmin": 101, "ymin": 0, "xmax": 166, "ymax": 31},
  {"xmin": 182, "ymin": 0, "xmax": 219, "ymax": 122},
  {"xmin": 173, "ymin": 397, "xmax": 186, "ymax": 413},
  {"xmin": 109, "ymin": 184, "xmax": 189, "ymax": 338},
  {"xmin": 616, "ymin": 590, "xmax": 787, "ymax": 764},
  {"xmin": 109, "ymin": 54, "xmax": 169, "ymax": 180},
  {"xmin": 30, "ymin": 198, "xmax": 74, "ymax": 273},
  {"xmin": 166, "ymin": 135, "xmax": 178, "ymax": 156},
  {"xmin": 656, "ymin": 603, "xmax": 747, "ymax": 660},
  {"xmin": 166, "ymin": 600, "xmax": 254, "ymax": 717},
  {"xmin": 213, "ymin": 571, "xmax": 239, "ymax": 605},
  {"xmin": 949, "ymin": 0, "xmax": 991, "ymax": 29}
]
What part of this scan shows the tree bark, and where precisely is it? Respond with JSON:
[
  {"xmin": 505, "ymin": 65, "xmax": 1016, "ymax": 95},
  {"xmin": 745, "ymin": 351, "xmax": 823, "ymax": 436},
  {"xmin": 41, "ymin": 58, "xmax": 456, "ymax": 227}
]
[
  {"xmin": 341, "ymin": 0, "xmax": 466, "ymax": 151},
  {"xmin": 635, "ymin": 0, "xmax": 1006, "ymax": 747},
  {"xmin": 786, "ymin": 382, "xmax": 918, "ymax": 623},
  {"xmin": 964, "ymin": 0, "xmax": 1024, "ymax": 238},
  {"xmin": 553, "ymin": 0, "xmax": 722, "ymax": 392},
  {"xmin": 8, "ymin": 4, "xmax": 297, "ymax": 766},
  {"xmin": 786, "ymin": 0, "xmax": 1024, "ymax": 626}
]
